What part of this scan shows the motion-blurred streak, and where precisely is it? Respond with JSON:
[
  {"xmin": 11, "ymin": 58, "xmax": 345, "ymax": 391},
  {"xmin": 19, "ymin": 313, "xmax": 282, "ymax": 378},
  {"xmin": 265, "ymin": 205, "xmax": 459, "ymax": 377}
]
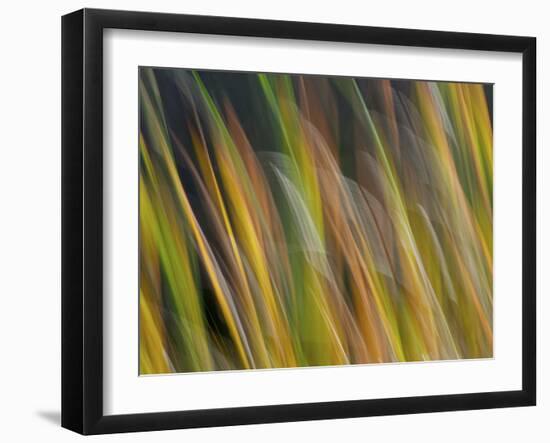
[{"xmin": 139, "ymin": 68, "xmax": 493, "ymax": 374}]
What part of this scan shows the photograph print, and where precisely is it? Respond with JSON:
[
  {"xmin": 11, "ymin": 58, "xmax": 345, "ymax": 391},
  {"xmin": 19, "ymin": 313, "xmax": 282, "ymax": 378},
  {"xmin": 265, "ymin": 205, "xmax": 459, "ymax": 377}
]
[{"xmin": 138, "ymin": 67, "xmax": 493, "ymax": 375}]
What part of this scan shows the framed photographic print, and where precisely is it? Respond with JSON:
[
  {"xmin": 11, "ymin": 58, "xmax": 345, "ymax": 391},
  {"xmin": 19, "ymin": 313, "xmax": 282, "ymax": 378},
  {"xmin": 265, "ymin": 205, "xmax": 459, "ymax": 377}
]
[{"xmin": 61, "ymin": 8, "xmax": 536, "ymax": 435}]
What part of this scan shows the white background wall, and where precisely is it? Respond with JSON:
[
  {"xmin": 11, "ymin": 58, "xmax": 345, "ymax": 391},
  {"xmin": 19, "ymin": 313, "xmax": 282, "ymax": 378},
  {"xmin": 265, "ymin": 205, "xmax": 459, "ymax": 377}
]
[{"xmin": 0, "ymin": 0, "xmax": 546, "ymax": 441}]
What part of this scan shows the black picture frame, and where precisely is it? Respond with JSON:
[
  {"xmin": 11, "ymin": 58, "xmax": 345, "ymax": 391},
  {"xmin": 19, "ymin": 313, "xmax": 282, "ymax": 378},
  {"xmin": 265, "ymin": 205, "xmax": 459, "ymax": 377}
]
[{"xmin": 62, "ymin": 8, "xmax": 536, "ymax": 435}]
